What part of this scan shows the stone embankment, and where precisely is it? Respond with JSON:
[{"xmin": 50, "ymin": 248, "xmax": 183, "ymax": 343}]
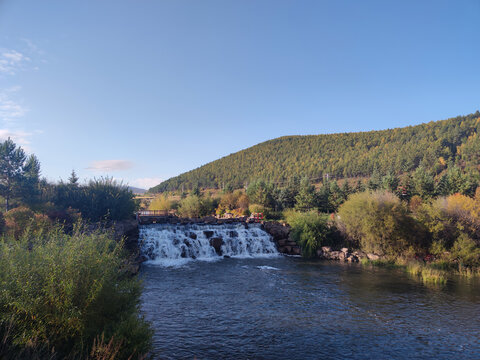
[
  {"xmin": 316, "ymin": 247, "xmax": 381, "ymax": 262},
  {"xmin": 262, "ymin": 221, "xmax": 301, "ymax": 255}
]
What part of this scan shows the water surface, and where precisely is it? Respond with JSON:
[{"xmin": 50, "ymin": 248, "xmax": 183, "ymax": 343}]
[{"xmin": 141, "ymin": 257, "xmax": 480, "ymax": 359}]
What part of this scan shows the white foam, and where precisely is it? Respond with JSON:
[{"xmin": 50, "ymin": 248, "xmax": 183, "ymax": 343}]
[{"xmin": 139, "ymin": 223, "xmax": 279, "ymax": 267}]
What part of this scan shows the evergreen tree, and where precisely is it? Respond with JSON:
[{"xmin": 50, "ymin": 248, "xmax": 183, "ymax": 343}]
[
  {"xmin": 367, "ymin": 168, "xmax": 382, "ymax": 191},
  {"xmin": 412, "ymin": 167, "xmax": 435, "ymax": 199},
  {"xmin": 0, "ymin": 138, "xmax": 27, "ymax": 211},
  {"xmin": 354, "ymin": 179, "xmax": 365, "ymax": 193},
  {"xmin": 294, "ymin": 178, "xmax": 317, "ymax": 211},
  {"xmin": 340, "ymin": 180, "xmax": 352, "ymax": 199},
  {"xmin": 68, "ymin": 169, "xmax": 79, "ymax": 185},
  {"xmin": 277, "ymin": 176, "xmax": 300, "ymax": 209},
  {"xmin": 382, "ymin": 171, "xmax": 399, "ymax": 192}
]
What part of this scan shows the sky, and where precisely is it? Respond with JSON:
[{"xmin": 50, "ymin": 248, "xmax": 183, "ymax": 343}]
[{"xmin": 0, "ymin": 0, "xmax": 479, "ymax": 189}]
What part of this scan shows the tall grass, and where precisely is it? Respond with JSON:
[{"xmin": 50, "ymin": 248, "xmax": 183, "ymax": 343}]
[{"xmin": 0, "ymin": 224, "xmax": 152, "ymax": 359}]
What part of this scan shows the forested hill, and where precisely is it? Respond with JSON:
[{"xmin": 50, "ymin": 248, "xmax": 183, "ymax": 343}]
[{"xmin": 150, "ymin": 111, "xmax": 480, "ymax": 193}]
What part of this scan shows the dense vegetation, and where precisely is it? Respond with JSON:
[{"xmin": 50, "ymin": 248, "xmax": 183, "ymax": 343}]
[
  {"xmin": 0, "ymin": 139, "xmax": 151, "ymax": 358},
  {"xmin": 0, "ymin": 226, "xmax": 151, "ymax": 359},
  {"xmin": 0, "ymin": 138, "xmax": 137, "ymax": 224},
  {"xmin": 150, "ymin": 111, "xmax": 480, "ymax": 192}
]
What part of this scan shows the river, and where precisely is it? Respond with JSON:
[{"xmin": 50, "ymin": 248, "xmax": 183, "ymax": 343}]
[{"xmin": 139, "ymin": 224, "xmax": 480, "ymax": 359}]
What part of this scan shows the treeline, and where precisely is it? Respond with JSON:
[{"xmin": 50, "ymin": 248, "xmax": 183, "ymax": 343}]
[
  {"xmin": 0, "ymin": 138, "xmax": 137, "ymax": 226},
  {"xmin": 150, "ymin": 111, "xmax": 480, "ymax": 192},
  {"xmin": 149, "ymin": 161, "xmax": 478, "ymax": 220}
]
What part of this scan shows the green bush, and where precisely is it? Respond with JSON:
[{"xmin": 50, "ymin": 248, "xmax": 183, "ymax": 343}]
[
  {"xmin": 337, "ymin": 191, "xmax": 425, "ymax": 256},
  {"xmin": 450, "ymin": 233, "xmax": 480, "ymax": 267},
  {"xmin": 285, "ymin": 210, "xmax": 334, "ymax": 257},
  {"xmin": 0, "ymin": 225, "xmax": 152, "ymax": 359}
]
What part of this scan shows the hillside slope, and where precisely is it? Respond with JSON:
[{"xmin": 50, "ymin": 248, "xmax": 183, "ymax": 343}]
[{"xmin": 150, "ymin": 112, "xmax": 480, "ymax": 193}]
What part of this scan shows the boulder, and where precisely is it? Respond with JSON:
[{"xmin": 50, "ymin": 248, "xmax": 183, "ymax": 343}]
[
  {"xmin": 341, "ymin": 247, "xmax": 349, "ymax": 253},
  {"xmin": 188, "ymin": 232, "xmax": 197, "ymax": 240},
  {"xmin": 263, "ymin": 221, "xmax": 290, "ymax": 241},
  {"xmin": 291, "ymin": 247, "xmax": 301, "ymax": 255},
  {"xmin": 209, "ymin": 237, "xmax": 224, "ymax": 255},
  {"xmin": 203, "ymin": 230, "xmax": 214, "ymax": 238},
  {"xmin": 329, "ymin": 251, "xmax": 341, "ymax": 260},
  {"xmin": 322, "ymin": 246, "xmax": 332, "ymax": 253},
  {"xmin": 277, "ymin": 239, "xmax": 288, "ymax": 246},
  {"xmin": 367, "ymin": 253, "xmax": 380, "ymax": 260},
  {"xmin": 338, "ymin": 251, "xmax": 346, "ymax": 261}
]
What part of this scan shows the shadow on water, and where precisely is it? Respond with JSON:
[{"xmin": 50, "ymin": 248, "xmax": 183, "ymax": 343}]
[{"xmin": 140, "ymin": 257, "xmax": 480, "ymax": 360}]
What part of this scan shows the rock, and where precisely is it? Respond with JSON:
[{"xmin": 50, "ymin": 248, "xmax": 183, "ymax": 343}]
[
  {"xmin": 277, "ymin": 239, "xmax": 287, "ymax": 246},
  {"xmin": 263, "ymin": 221, "xmax": 291, "ymax": 241},
  {"xmin": 338, "ymin": 251, "xmax": 346, "ymax": 261},
  {"xmin": 367, "ymin": 253, "xmax": 380, "ymax": 260},
  {"xmin": 188, "ymin": 232, "xmax": 197, "ymax": 240},
  {"xmin": 329, "ymin": 251, "xmax": 341, "ymax": 260},
  {"xmin": 341, "ymin": 247, "xmax": 349, "ymax": 253},
  {"xmin": 209, "ymin": 237, "xmax": 224, "ymax": 255},
  {"xmin": 203, "ymin": 230, "xmax": 214, "ymax": 238},
  {"xmin": 292, "ymin": 247, "xmax": 301, "ymax": 255},
  {"xmin": 223, "ymin": 255, "xmax": 231, "ymax": 259},
  {"xmin": 322, "ymin": 246, "xmax": 332, "ymax": 253},
  {"xmin": 229, "ymin": 231, "xmax": 238, "ymax": 238}
]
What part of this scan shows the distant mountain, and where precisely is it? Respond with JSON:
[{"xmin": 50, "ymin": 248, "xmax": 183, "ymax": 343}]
[
  {"xmin": 129, "ymin": 186, "xmax": 147, "ymax": 195},
  {"xmin": 149, "ymin": 111, "xmax": 480, "ymax": 193}
]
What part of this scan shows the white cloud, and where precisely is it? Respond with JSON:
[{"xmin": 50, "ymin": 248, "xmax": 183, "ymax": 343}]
[
  {"xmin": 0, "ymin": 87, "xmax": 28, "ymax": 125},
  {"xmin": 0, "ymin": 129, "xmax": 33, "ymax": 149},
  {"xmin": 0, "ymin": 49, "xmax": 30, "ymax": 75},
  {"xmin": 131, "ymin": 177, "xmax": 163, "ymax": 189},
  {"xmin": 87, "ymin": 160, "xmax": 134, "ymax": 172}
]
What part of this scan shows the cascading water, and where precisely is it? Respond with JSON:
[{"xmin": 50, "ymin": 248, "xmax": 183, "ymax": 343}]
[{"xmin": 139, "ymin": 223, "xmax": 279, "ymax": 266}]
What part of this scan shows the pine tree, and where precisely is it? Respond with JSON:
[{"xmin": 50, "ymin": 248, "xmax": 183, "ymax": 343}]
[
  {"xmin": 0, "ymin": 138, "xmax": 27, "ymax": 211},
  {"xmin": 68, "ymin": 169, "xmax": 79, "ymax": 185}
]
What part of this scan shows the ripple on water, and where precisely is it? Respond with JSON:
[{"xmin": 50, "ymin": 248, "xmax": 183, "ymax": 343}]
[{"xmin": 140, "ymin": 257, "xmax": 480, "ymax": 360}]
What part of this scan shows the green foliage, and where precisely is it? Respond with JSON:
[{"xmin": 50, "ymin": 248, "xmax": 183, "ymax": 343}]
[
  {"xmin": 46, "ymin": 177, "xmax": 136, "ymax": 222},
  {"xmin": 246, "ymin": 180, "xmax": 275, "ymax": 208},
  {"xmin": 0, "ymin": 225, "xmax": 152, "ymax": 358},
  {"xmin": 450, "ymin": 233, "xmax": 480, "ymax": 267},
  {"xmin": 285, "ymin": 210, "xmax": 332, "ymax": 258},
  {"xmin": 177, "ymin": 195, "xmax": 218, "ymax": 218},
  {"xmin": 0, "ymin": 138, "xmax": 40, "ymax": 211},
  {"xmin": 337, "ymin": 191, "xmax": 425, "ymax": 255},
  {"xmin": 294, "ymin": 178, "xmax": 317, "ymax": 211},
  {"xmin": 149, "ymin": 112, "xmax": 480, "ymax": 193}
]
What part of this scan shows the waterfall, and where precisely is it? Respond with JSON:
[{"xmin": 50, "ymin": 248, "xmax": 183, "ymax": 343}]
[{"xmin": 139, "ymin": 223, "xmax": 279, "ymax": 266}]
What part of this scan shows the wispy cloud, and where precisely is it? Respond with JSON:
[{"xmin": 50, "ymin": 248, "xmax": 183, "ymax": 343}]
[
  {"xmin": 87, "ymin": 160, "xmax": 134, "ymax": 172},
  {"xmin": 0, "ymin": 49, "xmax": 30, "ymax": 75},
  {"xmin": 131, "ymin": 177, "xmax": 163, "ymax": 189},
  {"xmin": 0, "ymin": 87, "xmax": 28, "ymax": 125},
  {"xmin": 0, "ymin": 129, "xmax": 33, "ymax": 149}
]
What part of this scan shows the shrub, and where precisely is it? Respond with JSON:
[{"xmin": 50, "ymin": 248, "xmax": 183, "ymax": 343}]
[
  {"xmin": 149, "ymin": 195, "xmax": 172, "ymax": 211},
  {"xmin": 0, "ymin": 226, "xmax": 152, "ymax": 358},
  {"xmin": 4, "ymin": 207, "xmax": 51, "ymax": 239},
  {"xmin": 450, "ymin": 233, "xmax": 480, "ymax": 267},
  {"xmin": 80, "ymin": 178, "xmax": 137, "ymax": 221},
  {"xmin": 177, "ymin": 195, "xmax": 216, "ymax": 218},
  {"xmin": 285, "ymin": 210, "xmax": 333, "ymax": 258},
  {"xmin": 337, "ymin": 191, "xmax": 426, "ymax": 256}
]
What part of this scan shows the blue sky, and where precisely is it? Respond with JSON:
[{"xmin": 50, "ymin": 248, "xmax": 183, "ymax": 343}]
[{"xmin": 0, "ymin": 0, "xmax": 479, "ymax": 189}]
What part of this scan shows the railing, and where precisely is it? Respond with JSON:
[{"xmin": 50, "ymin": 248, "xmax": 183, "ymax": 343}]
[{"xmin": 138, "ymin": 210, "xmax": 171, "ymax": 216}]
